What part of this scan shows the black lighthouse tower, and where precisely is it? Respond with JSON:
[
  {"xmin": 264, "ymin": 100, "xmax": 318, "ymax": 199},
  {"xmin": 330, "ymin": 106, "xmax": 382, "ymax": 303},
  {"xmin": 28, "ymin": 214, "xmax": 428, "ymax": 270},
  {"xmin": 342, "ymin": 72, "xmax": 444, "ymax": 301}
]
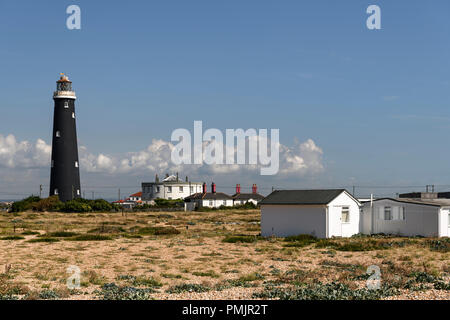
[{"xmin": 49, "ymin": 74, "xmax": 81, "ymax": 202}]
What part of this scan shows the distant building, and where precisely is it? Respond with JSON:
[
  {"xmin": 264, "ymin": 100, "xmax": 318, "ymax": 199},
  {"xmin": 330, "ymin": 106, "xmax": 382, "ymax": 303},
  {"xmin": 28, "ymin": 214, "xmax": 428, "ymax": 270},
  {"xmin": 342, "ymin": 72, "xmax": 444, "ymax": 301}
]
[
  {"xmin": 184, "ymin": 182, "xmax": 234, "ymax": 209},
  {"xmin": 129, "ymin": 192, "xmax": 142, "ymax": 202},
  {"xmin": 142, "ymin": 173, "xmax": 203, "ymax": 202},
  {"xmin": 232, "ymin": 184, "xmax": 264, "ymax": 206}
]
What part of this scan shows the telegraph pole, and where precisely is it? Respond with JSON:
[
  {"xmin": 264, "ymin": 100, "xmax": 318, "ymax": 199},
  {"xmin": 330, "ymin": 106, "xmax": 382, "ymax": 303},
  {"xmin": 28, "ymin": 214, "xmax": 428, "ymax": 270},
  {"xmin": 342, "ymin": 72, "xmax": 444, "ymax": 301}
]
[{"xmin": 39, "ymin": 184, "xmax": 43, "ymax": 198}]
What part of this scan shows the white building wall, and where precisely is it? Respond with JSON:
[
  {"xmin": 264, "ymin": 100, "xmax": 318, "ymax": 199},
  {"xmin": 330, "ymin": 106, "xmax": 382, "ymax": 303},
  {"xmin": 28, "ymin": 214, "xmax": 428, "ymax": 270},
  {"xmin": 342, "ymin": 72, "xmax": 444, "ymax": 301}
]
[
  {"xmin": 438, "ymin": 208, "xmax": 450, "ymax": 237},
  {"xmin": 143, "ymin": 183, "xmax": 203, "ymax": 201},
  {"xmin": 261, "ymin": 204, "xmax": 327, "ymax": 238},
  {"xmin": 362, "ymin": 200, "xmax": 440, "ymax": 237},
  {"xmin": 202, "ymin": 199, "xmax": 233, "ymax": 208},
  {"xmin": 327, "ymin": 192, "xmax": 360, "ymax": 237}
]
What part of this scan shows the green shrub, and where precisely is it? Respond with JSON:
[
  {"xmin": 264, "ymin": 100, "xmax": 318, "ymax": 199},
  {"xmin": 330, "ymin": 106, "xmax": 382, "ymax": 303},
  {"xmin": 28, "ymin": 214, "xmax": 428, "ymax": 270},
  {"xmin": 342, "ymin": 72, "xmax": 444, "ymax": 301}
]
[
  {"xmin": 166, "ymin": 283, "xmax": 210, "ymax": 294},
  {"xmin": 27, "ymin": 238, "xmax": 60, "ymax": 243},
  {"xmin": 97, "ymin": 283, "xmax": 154, "ymax": 300},
  {"xmin": 137, "ymin": 226, "xmax": 180, "ymax": 235},
  {"xmin": 67, "ymin": 234, "xmax": 112, "ymax": 241},
  {"xmin": 11, "ymin": 196, "xmax": 41, "ymax": 212},
  {"xmin": 223, "ymin": 235, "xmax": 259, "ymax": 243},
  {"xmin": 41, "ymin": 231, "xmax": 79, "ymax": 238},
  {"xmin": 61, "ymin": 200, "xmax": 92, "ymax": 213},
  {"xmin": 21, "ymin": 231, "xmax": 40, "ymax": 235},
  {"xmin": 31, "ymin": 196, "xmax": 63, "ymax": 212},
  {"xmin": 0, "ymin": 235, "xmax": 24, "ymax": 241}
]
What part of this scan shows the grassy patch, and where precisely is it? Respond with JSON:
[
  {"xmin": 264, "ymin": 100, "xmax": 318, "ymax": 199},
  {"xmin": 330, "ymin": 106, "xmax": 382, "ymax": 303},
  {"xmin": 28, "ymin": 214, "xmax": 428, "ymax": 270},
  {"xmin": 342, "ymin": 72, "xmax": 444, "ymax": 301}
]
[
  {"xmin": 27, "ymin": 237, "xmax": 60, "ymax": 243},
  {"xmin": 97, "ymin": 283, "xmax": 154, "ymax": 300},
  {"xmin": 40, "ymin": 231, "xmax": 79, "ymax": 238},
  {"xmin": 66, "ymin": 234, "xmax": 112, "ymax": 241},
  {"xmin": 137, "ymin": 226, "xmax": 180, "ymax": 236},
  {"xmin": 0, "ymin": 235, "xmax": 25, "ymax": 240},
  {"xmin": 166, "ymin": 283, "xmax": 211, "ymax": 294},
  {"xmin": 223, "ymin": 235, "xmax": 259, "ymax": 243}
]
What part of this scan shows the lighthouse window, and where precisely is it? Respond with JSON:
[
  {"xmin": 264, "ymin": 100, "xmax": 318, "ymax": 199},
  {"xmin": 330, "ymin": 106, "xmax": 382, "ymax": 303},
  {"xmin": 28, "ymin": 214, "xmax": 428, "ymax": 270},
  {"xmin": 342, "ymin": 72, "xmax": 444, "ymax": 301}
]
[
  {"xmin": 72, "ymin": 112, "xmax": 75, "ymax": 119},
  {"xmin": 51, "ymin": 160, "xmax": 54, "ymax": 168},
  {"xmin": 77, "ymin": 189, "xmax": 80, "ymax": 196},
  {"xmin": 64, "ymin": 101, "xmax": 69, "ymax": 109},
  {"xmin": 56, "ymin": 131, "xmax": 61, "ymax": 137},
  {"xmin": 75, "ymin": 161, "xmax": 79, "ymax": 168},
  {"xmin": 54, "ymin": 189, "xmax": 59, "ymax": 195}
]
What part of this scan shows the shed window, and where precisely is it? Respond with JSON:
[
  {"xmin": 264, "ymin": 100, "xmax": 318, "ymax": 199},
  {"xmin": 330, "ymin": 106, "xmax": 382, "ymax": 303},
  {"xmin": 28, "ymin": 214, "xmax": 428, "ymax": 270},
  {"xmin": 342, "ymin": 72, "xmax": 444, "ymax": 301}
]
[
  {"xmin": 190, "ymin": 186, "xmax": 193, "ymax": 193},
  {"xmin": 341, "ymin": 206, "xmax": 350, "ymax": 223},
  {"xmin": 156, "ymin": 186, "xmax": 160, "ymax": 192},
  {"xmin": 384, "ymin": 207, "xmax": 392, "ymax": 220},
  {"xmin": 179, "ymin": 186, "xmax": 183, "ymax": 192},
  {"xmin": 167, "ymin": 186, "xmax": 172, "ymax": 193},
  {"xmin": 448, "ymin": 213, "xmax": 450, "ymax": 227}
]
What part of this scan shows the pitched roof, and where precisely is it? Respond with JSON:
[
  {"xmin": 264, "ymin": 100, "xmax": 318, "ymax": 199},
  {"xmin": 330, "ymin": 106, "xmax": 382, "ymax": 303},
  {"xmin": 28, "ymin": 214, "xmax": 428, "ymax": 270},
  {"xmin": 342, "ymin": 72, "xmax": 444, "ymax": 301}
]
[
  {"xmin": 259, "ymin": 189, "xmax": 352, "ymax": 205},
  {"xmin": 185, "ymin": 192, "xmax": 232, "ymax": 201},
  {"xmin": 366, "ymin": 197, "xmax": 445, "ymax": 207},
  {"xmin": 129, "ymin": 192, "xmax": 142, "ymax": 197},
  {"xmin": 232, "ymin": 193, "xmax": 265, "ymax": 201}
]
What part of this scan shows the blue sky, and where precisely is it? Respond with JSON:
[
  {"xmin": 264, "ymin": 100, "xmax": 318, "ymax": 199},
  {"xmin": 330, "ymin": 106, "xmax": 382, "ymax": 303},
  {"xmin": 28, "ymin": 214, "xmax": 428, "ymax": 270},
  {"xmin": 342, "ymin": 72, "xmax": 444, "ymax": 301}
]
[{"xmin": 1, "ymin": 1, "xmax": 450, "ymax": 199}]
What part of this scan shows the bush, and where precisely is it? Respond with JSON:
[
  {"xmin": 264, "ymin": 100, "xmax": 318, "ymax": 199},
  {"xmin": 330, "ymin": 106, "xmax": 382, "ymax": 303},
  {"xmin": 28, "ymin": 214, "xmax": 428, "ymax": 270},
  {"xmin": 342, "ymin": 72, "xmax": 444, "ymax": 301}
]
[
  {"xmin": 0, "ymin": 236, "xmax": 24, "ymax": 241},
  {"xmin": 137, "ymin": 226, "xmax": 180, "ymax": 236},
  {"xmin": 98, "ymin": 283, "xmax": 154, "ymax": 300},
  {"xmin": 31, "ymin": 196, "xmax": 63, "ymax": 212},
  {"xmin": 67, "ymin": 234, "xmax": 112, "ymax": 241},
  {"xmin": 223, "ymin": 235, "xmax": 259, "ymax": 243},
  {"xmin": 11, "ymin": 196, "xmax": 41, "ymax": 212},
  {"xmin": 41, "ymin": 231, "xmax": 79, "ymax": 238},
  {"xmin": 61, "ymin": 200, "xmax": 92, "ymax": 213},
  {"xmin": 166, "ymin": 283, "xmax": 210, "ymax": 294},
  {"xmin": 89, "ymin": 199, "xmax": 115, "ymax": 212},
  {"xmin": 27, "ymin": 238, "xmax": 60, "ymax": 243}
]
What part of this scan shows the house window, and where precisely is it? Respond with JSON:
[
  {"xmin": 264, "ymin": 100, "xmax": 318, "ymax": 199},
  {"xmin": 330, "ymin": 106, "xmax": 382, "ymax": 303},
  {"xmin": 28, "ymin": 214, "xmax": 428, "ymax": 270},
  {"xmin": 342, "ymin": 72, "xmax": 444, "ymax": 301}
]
[
  {"xmin": 209, "ymin": 200, "xmax": 213, "ymax": 206},
  {"xmin": 167, "ymin": 186, "xmax": 172, "ymax": 193},
  {"xmin": 179, "ymin": 186, "xmax": 183, "ymax": 192},
  {"xmin": 56, "ymin": 131, "xmax": 61, "ymax": 137},
  {"xmin": 75, "ymin": 161, "xmax": 79, "ymax": 168},
  {"xmin": 341, "ymin": 206, "xmax": 350, "ymax": 223},
  {"xmin": 54, "ymin": 189, "xmax": 58, "ymax": 195},
  {"xmin": 384, "ymin": 207, "xmax": 392, "ymax": 220},
  {"xmin": 156, "ymin": 186, "xmax": 160, "ymax": 192},
  {"xmin": 190, "ymin": 186, "xmax": 193, "ymax": 193},
  {"xmin": 64, "ymin": 101, "xmax": 69, "ymax": 109}
]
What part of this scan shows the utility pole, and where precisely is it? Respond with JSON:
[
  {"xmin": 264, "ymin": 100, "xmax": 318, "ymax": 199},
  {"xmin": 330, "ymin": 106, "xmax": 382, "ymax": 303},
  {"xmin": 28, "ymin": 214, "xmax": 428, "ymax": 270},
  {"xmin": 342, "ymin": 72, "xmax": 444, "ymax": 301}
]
[
  {"xmin": 92, "ymin": 191, "xmax": 94, "ymax": 200},
  {"xmin": 118, "ymin": 188, "xmax": 121, "ymax": 201},
  {"xmin": 39, "ymin": 184, "xmax": 43, "ymax": 198}
]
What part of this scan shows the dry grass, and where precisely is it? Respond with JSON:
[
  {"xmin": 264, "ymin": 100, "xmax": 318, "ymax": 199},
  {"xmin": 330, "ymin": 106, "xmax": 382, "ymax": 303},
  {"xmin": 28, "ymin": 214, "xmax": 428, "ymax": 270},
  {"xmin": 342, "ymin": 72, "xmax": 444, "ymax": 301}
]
[{"xmin": 0, "ymin": 209, "xmax": 448, "ymax": 300}]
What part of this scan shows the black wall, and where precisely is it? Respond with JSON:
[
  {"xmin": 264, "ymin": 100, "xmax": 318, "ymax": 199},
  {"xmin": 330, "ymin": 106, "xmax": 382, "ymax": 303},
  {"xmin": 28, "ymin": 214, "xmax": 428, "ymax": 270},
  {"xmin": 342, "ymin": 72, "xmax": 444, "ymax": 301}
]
[{"xmin": 49, "ymin": 97, "xmax": 81, "ymax": 202}]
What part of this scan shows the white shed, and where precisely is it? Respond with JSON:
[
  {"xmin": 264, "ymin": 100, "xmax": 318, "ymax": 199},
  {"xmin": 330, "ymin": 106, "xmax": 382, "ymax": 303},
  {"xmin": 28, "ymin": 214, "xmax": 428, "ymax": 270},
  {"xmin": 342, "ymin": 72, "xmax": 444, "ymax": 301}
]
[
  {"xmin": 361, "ymin": 198, "xmax": 450, "ymax": 237},
  {"xmin": 260, "ymin": 189, "xmax": 361, "ymax": 238}
]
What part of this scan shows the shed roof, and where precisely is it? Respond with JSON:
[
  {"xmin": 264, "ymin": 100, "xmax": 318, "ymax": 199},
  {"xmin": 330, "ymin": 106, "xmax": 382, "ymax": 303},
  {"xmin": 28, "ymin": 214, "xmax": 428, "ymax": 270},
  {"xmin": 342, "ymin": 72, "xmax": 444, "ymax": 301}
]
[
  {"xmin": 232, "ymin": 193, "xmax": 265, "ymax": 201},
  {"xmin": 260, "ymin": 189, "xmax": 357, "ymax": 205}
]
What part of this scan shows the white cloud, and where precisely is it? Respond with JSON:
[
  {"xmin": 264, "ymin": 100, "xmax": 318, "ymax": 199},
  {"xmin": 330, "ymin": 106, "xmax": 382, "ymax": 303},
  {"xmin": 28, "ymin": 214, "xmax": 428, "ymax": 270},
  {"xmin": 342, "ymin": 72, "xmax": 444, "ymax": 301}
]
[{"xmin": 0, "ymin": 133, "xmax": 324, "ymax": 179}]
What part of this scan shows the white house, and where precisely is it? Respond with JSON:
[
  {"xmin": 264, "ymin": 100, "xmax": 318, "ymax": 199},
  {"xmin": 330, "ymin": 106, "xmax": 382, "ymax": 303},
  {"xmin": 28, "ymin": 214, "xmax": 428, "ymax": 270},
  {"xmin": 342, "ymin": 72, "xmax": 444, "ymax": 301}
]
[
  {"xmin": 142, "ymin": 174, "xmax": 203, "ymax": 202},
  {"xmin": 260, "ymin": 189, "xmax": 361, "ymax": 238},
  {"xmin": 361, "ymin": 198, "xmax": 450, "ymax": 237},
  {"xmin": 184, "ymin": 183, "xmax": 234, "ymax": 209},
  {"xmin": 232, "ymin": 184, "xmax": 264, "ymax": 206}
]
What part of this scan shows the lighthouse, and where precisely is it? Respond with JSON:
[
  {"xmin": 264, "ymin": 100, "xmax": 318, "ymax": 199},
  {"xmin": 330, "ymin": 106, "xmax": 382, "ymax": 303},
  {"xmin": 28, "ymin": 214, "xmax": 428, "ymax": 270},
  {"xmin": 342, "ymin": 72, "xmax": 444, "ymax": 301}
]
[{"xmin": 49, "ymin": 74, "xmax": 81, "ymax": 202}]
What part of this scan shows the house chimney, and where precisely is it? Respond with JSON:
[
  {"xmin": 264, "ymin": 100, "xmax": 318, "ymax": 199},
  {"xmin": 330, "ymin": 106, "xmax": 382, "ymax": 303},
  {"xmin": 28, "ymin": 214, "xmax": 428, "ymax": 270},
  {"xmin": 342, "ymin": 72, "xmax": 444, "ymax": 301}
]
[
  {"xmin": 252, "ymin": 184, "xmax": 257, "ymax": 194},
  {"xmin": 236, "ymin": 184, "xmax": 241, "ymax": 194},
  {"xmin": 202, "ymin": 182, "xmax": 207, "ymax": 194},
  {"xmin": 211, "ymin": 182, "xmax": 216, "ymax": 193}
]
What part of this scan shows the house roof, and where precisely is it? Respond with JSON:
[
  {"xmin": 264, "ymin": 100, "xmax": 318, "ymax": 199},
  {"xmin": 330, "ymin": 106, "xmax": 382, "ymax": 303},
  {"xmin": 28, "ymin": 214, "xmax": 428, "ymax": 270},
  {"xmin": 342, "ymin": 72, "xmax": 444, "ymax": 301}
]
[
  {"xmin": 129, "ymin": 192, "xmax": 142, "ymax": 198},
  {"xmin": 232, "ymin": 193, "xmax": 265, "ymax": 201},
  {"xmin": 259, "ymin": 189, "xmax": 358, "ymax": 205},
  {"xmin": 185, "ymin": 192, "xmax": 233, "ymax": 201},
  {"xmin": 365, "ymin": 197, "xmax": 448, "ymax": 207}
]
